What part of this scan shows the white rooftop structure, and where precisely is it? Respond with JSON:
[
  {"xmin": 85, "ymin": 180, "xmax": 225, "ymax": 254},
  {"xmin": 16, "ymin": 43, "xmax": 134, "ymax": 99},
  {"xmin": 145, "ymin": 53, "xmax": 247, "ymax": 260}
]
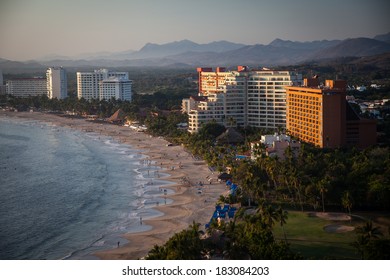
[{"xmin": 260, "ymin": 133, "xmax": 291, "ymax": 146}]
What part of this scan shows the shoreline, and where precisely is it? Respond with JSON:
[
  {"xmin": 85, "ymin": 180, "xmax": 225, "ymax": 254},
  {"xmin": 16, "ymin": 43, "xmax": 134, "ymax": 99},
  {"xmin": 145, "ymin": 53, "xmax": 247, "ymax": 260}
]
[{"xmin": 1, "ymin": 111, "xmax": 227, "ymax": 259}]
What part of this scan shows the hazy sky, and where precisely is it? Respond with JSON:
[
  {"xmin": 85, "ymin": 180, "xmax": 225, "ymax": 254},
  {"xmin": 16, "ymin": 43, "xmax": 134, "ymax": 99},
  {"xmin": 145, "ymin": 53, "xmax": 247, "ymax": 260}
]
[{"xmin": 0, "ymin": 0, "xmax": 389, "ymax": 60}]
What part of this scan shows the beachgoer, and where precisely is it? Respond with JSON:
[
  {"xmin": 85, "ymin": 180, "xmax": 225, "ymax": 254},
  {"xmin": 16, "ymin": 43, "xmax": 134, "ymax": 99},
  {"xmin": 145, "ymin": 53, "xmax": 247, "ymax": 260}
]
[{"xmin": 117, "ymin": 241, "xmax": 120, "ymax": 248}]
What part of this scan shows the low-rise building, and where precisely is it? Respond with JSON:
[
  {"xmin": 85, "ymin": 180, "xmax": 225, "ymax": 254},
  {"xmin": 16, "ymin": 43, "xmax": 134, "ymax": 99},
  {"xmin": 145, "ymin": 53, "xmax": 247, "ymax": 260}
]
[{"xmin": 251, "ymin": 133, "xmax": 301, "ymax": 160}]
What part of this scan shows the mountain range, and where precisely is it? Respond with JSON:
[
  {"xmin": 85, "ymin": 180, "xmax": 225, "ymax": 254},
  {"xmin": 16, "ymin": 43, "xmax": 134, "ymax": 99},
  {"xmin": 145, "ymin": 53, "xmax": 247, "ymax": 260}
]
[{"xmin": 1, "ymin": 32, "xmax": 390, "ymax": 70}]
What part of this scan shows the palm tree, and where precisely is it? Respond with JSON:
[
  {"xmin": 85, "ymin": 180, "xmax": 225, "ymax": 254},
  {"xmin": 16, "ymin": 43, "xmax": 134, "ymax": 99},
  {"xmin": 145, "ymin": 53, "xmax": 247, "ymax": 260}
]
[
  {"xmin": 146, "ymin": 244, "xmax": 167, "ymax": 259},
  {"xmin": 353, "ymin": 220, "xmax": 383, "ymax": 259},
  {"xmin": 341, "ymin": 191, "xmax": 353, "ymax": 220},
  {"xmin": 356, "ymin": 220, "xmax": 383, "ymax": 240},
  {"xmin": 275, "ymin": 206, "xmax": 288, "ymax": 241},
  {"xmin": 256, "ymin": 202, "xmax": 277, "ymax": 228},
  {"xmin": 289, "ymin": 171, "xmax": 304, "ymax": 212},
  {"xmin": 233, "ymin": 161, "xmax": 256, "ymax": 206},
  {"xmin": 264, "ymin": 157, "xmax": 279, "ymax": 189},
  {"xmin": 317, "ymin": 177, "xmax": 330, "ymax": 212},
  {"xmin": 217, "ymin": 195, "xmax": 227, "ymax": 205}
]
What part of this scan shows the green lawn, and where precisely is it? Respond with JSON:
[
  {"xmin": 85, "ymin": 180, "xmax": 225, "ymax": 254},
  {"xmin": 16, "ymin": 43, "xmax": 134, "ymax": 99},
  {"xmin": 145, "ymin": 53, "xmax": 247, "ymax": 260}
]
[{"xmin": 273, "ymin": 211, "xmax": 360, "ymax": 259}]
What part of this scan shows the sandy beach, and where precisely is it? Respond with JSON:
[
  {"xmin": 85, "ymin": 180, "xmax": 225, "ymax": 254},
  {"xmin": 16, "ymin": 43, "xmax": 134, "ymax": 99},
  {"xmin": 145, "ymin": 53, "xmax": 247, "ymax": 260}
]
[{"xmin": 1, "ymin": 111, "xmax": 228, "ymax": 259}]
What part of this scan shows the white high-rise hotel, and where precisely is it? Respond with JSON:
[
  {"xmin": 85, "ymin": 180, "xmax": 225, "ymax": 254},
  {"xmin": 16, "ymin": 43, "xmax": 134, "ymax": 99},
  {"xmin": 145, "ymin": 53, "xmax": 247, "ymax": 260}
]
[
  {"xmin": 47, "ymin": 67, "xmax": 67, "ymax": 99},
  {"xmin": 183, "ymin": 66, "xmax": 302, "ymax": 133},
  {"xmin": 77, "ymin": 69, "xmax": 132, "ymax": 101},
  {"xmin": 247, "ymin": 70, "xmax": 302, "ymax": 129}
]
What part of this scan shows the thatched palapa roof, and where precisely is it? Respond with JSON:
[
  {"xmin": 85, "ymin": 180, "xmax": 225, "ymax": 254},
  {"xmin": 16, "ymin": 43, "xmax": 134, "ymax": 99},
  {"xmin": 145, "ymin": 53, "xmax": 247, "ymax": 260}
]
[
  {"xmin": 216, "ymin": 128, "xmax": 244, "ymax": 144},
  {"xmin": 107, "ymin": 109, "xmax": 126, "ymax": 123}
]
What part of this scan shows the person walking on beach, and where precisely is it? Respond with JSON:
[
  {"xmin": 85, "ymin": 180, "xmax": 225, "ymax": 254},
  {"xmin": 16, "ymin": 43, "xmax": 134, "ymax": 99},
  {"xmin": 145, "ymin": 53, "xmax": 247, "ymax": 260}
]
[
  {"xmin": 140, "ymin": 217, "xmax": 143, "ymax": 225},
  {"xmin": 117, "ymin": 241, "xmax": 120, "ymax": 248}
]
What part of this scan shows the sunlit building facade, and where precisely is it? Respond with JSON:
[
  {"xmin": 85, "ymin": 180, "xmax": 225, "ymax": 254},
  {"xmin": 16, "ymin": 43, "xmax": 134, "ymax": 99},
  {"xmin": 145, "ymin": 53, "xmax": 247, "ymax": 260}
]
[
  {"xmin": 286, "ymin": 78, "xmax": 376, "ymax": 148},
  {"xmin": 46, "ymin": 67, "xmax": 67, "ymax": 99},
  {"xmin": 185, "ymin": 66, "xmax": 302, "ymax": 133},
  {"xmin": 247, "ymin": 70, "xmax": 302, "ymax": 129},
  {"xmin": 187, "ymin": 67, "xmax": 247, "ymax": 133}
]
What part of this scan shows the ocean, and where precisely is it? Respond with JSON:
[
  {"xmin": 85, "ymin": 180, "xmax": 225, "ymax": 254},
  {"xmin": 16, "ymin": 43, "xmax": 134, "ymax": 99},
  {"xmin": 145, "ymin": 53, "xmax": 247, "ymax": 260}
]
[{"xmin": 0, "ymin": 116, "xmax": 173, "ymax": 260}]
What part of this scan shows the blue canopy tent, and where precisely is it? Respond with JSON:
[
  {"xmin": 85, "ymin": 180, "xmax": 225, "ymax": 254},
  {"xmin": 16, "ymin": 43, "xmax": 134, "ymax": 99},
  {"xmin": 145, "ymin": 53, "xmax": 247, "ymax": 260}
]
[{"xmin": 230, "ymin": 184, "xmax": 238, "ymax": 195}]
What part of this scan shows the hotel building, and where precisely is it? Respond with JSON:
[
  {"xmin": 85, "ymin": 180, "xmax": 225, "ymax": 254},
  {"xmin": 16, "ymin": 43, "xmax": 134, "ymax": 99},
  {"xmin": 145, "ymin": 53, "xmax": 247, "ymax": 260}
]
[
  {"xmin": 46, "ymin": 67, "xmax": 67, "ymax": 99},
  {"xmin": 77, "ymin": 69, "xmax": 130, "ymax": 101},
  {"xmin": 99, "ymin": 77, "xmax": 132, "ymax": 101},
  {"xmin": 286, "ymin": 78, "xmax": 376, "ymax": 148},
  {"xmin": 247, "ymin": 70, "xmax": 302, "ymax": 129},
  {"xmin": 184, "ymin": 66, "xmax": 302, "ymax": 133},
  {"xmin": 186, "ymin": 67, "xmax": 247, "ymax": 133},
  {"xmin": 6, "ymin": 78, "xmax": 47, "ymax": 98}
]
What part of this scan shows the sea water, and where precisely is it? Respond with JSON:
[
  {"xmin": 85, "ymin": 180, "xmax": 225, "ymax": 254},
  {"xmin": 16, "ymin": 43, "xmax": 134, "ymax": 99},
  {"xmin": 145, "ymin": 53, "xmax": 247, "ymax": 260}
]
[{"xmin": 0, "ymin": 117, "xmax": 173, "ymax": 260}]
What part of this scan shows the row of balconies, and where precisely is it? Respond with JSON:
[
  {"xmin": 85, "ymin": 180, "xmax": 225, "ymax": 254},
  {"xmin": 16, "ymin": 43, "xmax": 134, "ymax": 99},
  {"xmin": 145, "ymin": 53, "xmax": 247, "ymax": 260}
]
[
  {"xmin": 288, "ymin": 94, "xmax": 321, "ymax": 101},
  {"xmin": 289, "ymin": 121, "xmax": 320, "ymax": 129},
  {"xmin": 288, "ymin": 97, "xmax": 320, "ymax": 102},
  {"xmin": 288, "ymin": 129, "xmax": 320, "ymax": 139},
  {"xmin": 288, "ymin": 114, "xmax": 320, "ymax": 122},
  {"xmin": 288, "ymin": 118, "xmax": 320, "ymax": 125},
  {"xmin": 288, "ymin": 109, "xmax": 321, "ymax": 116},
  {"xmin": 247, "ymin": 108, "xmax": 284, "ymax": 112},
  {"xmin": 288, "ymin": 101, "xmax": 321, "ymax": 107},
  {"xmin": 289, "ymin": 109, "xmax": 320, "ymax": 116},
  {"xmin": 248, "ymin": 116, "xmax": 285, "ymax": 121},
  {"xmin": 247, "ymin": 112, "xmax": 286, "ymax": 117},
  {"xmin": 248, "ymin": 94, "xmax": 285, "ymax": 98}
]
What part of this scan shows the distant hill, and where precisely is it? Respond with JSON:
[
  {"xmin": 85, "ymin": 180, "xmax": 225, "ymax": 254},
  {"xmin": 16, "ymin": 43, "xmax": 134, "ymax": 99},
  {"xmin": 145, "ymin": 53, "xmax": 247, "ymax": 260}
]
[
  {"xmin": 130, "ymin": 39, "xmax": 246, "ymax": 59},
  {"xmin": 268, "ymin": 38, "xmax": 341, "ymax": 50},
  {"xmin": 213, "ymin": 44, "xmax": 309, "ymax": 66},
  {"xmin": 374, "ymin": 32, "xmax": 390, "ymax": 44},
  {"xmin": 0, "ymin": 59, "xmax": 45, "ymax": 72},
  {"xmin": 166, "ymin": 37, "xmax": 390, "ymax": 67},
  {"xmin": 309, "ymin": 38, "xmax": 390, "ymax": 60},
  {"xmin": 301, "ymin": 52, "xmax": 390, "ymax": 69},
  {"xmin": 351, "ymin": 51, "xmax": 390, "ymax": 69},
  {"xmin": 2, "ymin": 32, "xmax": 390, "ymax": 70}
]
